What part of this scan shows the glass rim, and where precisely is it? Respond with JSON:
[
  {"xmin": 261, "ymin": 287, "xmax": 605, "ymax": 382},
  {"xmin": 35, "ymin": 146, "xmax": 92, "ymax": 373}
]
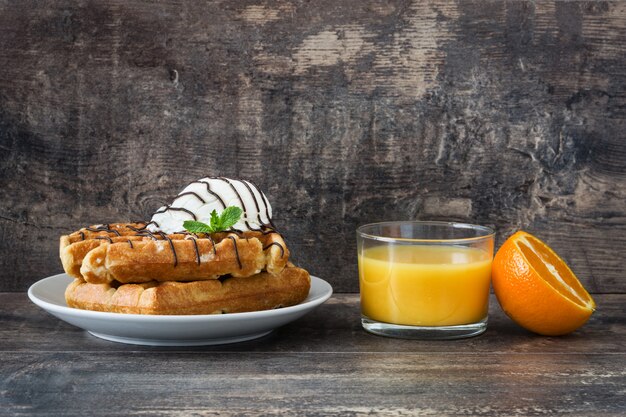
[{"xmin": 356, "ymin": 220, "xmax": 495, "ymax": 244}]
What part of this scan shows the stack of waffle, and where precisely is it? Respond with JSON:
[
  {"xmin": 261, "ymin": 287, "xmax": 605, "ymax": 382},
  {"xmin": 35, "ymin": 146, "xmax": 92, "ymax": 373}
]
[{"xmin": 60, "ymin": 222, "xmax": 310, "ymax": 315}]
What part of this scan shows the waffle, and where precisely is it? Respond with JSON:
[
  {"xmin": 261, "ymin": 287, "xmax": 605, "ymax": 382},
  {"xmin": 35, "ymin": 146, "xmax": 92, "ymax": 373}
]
[
  {"xmin": 65, "ymin": 264, "xmax": 310, "ymax": 315},
  {"xmin": 60, "ymin": 235, "xmax": 146, "ymax": 279},
  {"xmin": 60, "ymin": 223, "xmax": 290, "ymax": 284}
]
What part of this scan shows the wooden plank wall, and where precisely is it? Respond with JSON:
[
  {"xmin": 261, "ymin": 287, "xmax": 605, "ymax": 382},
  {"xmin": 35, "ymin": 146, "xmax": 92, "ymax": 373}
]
[{"xmin": 0, "ymin": 1, "xmax": 624, "ymax": 292}]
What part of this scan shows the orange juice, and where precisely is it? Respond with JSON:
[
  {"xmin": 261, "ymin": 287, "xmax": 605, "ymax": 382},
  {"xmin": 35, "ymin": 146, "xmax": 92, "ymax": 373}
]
[{"xmin": 359, "ymin": 245, "xmax": 492, "ymax": 326}]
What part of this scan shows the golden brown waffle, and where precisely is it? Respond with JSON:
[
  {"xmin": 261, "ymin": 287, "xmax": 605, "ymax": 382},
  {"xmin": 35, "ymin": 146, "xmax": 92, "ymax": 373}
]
[
  {"xmin": 60, "ymin": 223, "xmax": 290, "ymax": 284},
  {"xmin": 60, "ymin": 235, "xmax": 146, "ymax": 279},
  {"xmin": 65, "ymin": 264, "xmax": 310, "ymax": 315}
]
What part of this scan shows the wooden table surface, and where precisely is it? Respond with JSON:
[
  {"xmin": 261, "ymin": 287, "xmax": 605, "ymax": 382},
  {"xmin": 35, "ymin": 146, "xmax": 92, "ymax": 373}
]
[{"xmin": 2, "ymin": 293, "xmax": 624, "ymax": 416}]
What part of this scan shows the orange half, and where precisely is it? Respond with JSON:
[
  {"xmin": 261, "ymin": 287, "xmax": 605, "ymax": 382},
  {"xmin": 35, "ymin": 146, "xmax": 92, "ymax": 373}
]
[{"xmin": 492, "ymin": 231, "xmax": 595, "ymax": 336}]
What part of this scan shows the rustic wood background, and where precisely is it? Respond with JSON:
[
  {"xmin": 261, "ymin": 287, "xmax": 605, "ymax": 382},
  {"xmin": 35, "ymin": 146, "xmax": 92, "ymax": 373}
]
[{"xmin": 0, "ymin": 0, "xmax": 624, "ymax": 292}]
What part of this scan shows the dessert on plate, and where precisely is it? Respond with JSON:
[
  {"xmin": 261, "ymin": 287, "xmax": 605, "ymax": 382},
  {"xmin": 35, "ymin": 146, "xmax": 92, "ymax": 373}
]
[{"xmin": 60, "ymin": 177, "xmax": 311, "ymax": 315}]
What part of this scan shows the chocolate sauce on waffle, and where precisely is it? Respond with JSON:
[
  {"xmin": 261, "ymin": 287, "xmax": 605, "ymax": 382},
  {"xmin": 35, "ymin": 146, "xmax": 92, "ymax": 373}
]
[
  {"xmin": 85, "ymin": 225, "xmax": 121, "ymax": 236},
  {"xmin": 127, "ymin": 221, "xmax": 157, "ymax": 232},
  {"xmin": 207, "ymin": 234, "xmax": 217, "ymax": 254},
  {"xmin": 226, "ymin": 236, "xmax": 242, "ymax": 269},
  {"xmin": 263, "ymin": 242, "xmax": 285, "ymax": 258},
  {"xmin": 157, "ymin": 231, "xmax": 178, "ymax": 267},
  {"xmin": 136, "ymin": 229, "xmax": 158, "ymax": 240},
  {"xmin": 187, "ymin": 236, "xmax": 201, "ymax": 265}
]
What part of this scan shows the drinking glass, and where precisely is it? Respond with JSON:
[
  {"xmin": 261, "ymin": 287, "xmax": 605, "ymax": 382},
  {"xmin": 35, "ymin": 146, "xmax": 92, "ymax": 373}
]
[{"xmin": 357, "ymin": 221, "xmax": 495, "ymax": 339}]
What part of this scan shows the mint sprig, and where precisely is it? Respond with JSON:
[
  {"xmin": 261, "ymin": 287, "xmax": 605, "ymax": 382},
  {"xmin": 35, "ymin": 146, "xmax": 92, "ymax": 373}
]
[
  {"xmin": 183, "ymin": 206, "xmax": 243, "ymax": 234},
  {"xmin": 182, "ymin": 220, "xmax": 213, "ymax": 234}
]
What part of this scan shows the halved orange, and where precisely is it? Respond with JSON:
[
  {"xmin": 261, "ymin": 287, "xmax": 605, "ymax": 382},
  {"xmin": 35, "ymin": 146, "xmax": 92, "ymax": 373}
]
[{"xmin": 492, "ymin": 231, "xmax": 595, "ymax": 336}]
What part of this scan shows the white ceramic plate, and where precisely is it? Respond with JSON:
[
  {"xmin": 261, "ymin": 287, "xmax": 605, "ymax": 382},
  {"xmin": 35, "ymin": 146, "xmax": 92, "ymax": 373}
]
[{"xmin": 28, "ymin": 273, "xmax": 333, "ymax": 346}]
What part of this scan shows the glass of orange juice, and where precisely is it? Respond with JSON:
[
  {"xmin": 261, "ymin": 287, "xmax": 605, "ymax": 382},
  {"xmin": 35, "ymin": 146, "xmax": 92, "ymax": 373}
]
[{"xmin": 357, "ymin": 221, "xmax": 495, "ymax": 339}]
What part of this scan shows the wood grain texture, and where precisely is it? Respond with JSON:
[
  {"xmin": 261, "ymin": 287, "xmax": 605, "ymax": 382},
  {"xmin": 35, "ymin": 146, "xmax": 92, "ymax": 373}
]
[
  {"xmin": 0, "ymin": 1, "xmax": 625, "ymax": 292},
  {"xmin": 2, "ymin": 294, "xmax": 625, "ymax": 354},
  {"xmin": 1, "ymin": 294, "xmax": 625, "ymax": 416}
]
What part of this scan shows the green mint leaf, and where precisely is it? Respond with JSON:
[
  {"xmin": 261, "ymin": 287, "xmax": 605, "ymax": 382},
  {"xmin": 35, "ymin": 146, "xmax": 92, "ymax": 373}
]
[
  {"xmin": 183, "ymin": 220, "xmax": 213, "ymax": 234},
  {"xmin": 183, "ymin": 207, "xmax": 243, "ymax": 234},
  {"xmin": 209, "ymin": 209, "xmax": 220, "ymax": 231},
  {"xmin": 219, "ymin": 206, "xmax": 243, "ymax": 230}
]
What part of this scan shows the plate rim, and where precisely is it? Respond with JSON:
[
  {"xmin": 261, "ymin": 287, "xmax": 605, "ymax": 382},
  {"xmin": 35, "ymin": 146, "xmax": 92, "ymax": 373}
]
[{"xmin": 28, "ymin": 272, "xmax": 333, "ymax": 322}]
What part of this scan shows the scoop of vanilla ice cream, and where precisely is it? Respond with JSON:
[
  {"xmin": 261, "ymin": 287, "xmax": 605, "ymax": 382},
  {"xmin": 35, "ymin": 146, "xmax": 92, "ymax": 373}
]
[{"xmin": 148, "ymin": 177, "xmax": 273, "ymax": 234}]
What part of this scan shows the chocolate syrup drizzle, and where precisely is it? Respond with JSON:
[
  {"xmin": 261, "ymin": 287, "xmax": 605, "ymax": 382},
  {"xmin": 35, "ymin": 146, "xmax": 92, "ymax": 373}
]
[
  {"xmin": 249, "ymin": 179, "xmax": 277, "ymax": 230},
  {"xmin": 244, "ymin": 180, "xmax": 270, "ymax": 226},
  {"xmin": 85, "ymin": 225, "xmax": 121, "ymax": 236},
  {"xmin": 227, "ymin": 236, "xmax": 242, "ymax": 269},
  {"xmin": 126, "ymin": 221, "xmax": 158, "ymax": 232},
  {"xmin": 95, "ymin": 236, "xmax": 113, "ymax": 244},
  {"xmin": 156, "ymin": 231, "xmax": 178, "ymax": 267},
  {"xmin": 177, "ymin": 191, "xmax": 206, "ymax": 204},
  {"xmin": 206, "ymin": 234, "xmax": 217, "ymax": 254},
  {"xmin": 187, "ymin": 236, "xmax": 201, "ymax": 265},
  {"xmin": 193, "ymin": 180, "xmax": 226, "ymax": 208},
  {"xmin": 263, "ymin": 242, "xmax": 285, "ymax": 258},
  {"xmin": 136, "ymin": 229, "xmax": 158, "ymax": 240},
  {"xmin": 214, "ymin": 177, "xmax": 255, "ymax": 230},
  {"xmin": 153, "ymin": 206, "xmax": 197, "ymax": 220},
  {"xmin": 75, "ymin": 223, "xmax": 147, "ymax": 242}
]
